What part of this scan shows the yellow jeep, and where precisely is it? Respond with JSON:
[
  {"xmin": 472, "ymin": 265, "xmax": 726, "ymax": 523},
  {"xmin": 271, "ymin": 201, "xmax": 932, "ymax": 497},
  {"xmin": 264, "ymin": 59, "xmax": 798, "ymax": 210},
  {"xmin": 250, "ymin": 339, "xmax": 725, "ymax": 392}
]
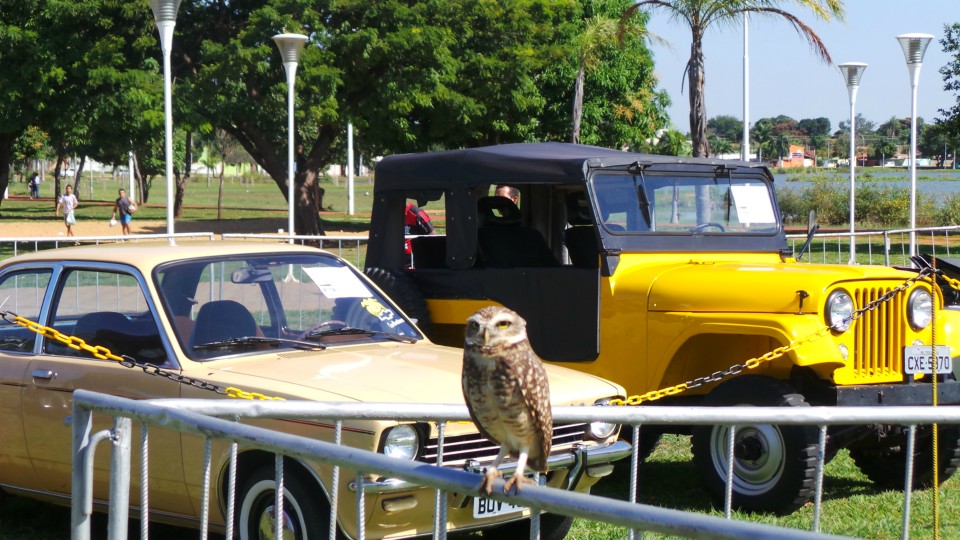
[{"xmin": 365, "ymin": 142, "xmax": 960, "ymax": 514}]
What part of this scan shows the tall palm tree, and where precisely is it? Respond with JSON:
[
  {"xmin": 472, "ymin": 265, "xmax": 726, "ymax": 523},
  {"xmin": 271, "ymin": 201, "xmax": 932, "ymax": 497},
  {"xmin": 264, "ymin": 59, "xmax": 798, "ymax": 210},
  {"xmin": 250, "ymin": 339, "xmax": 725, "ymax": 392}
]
[
  {"xmin": 571, "ymin": 13, "xmax": 660, "ymax": 143},
  {"xmin": 627, "ymin": 0, "xmax": 845, "ymax": 158}
]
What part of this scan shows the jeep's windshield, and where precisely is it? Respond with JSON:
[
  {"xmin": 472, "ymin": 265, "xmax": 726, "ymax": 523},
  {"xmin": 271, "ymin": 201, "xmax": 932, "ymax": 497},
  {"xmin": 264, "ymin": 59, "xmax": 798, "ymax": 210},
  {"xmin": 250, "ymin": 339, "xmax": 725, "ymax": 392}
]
[{"xmin": 592, "ymin": 173, "xmax": 778, "ymax": 235}]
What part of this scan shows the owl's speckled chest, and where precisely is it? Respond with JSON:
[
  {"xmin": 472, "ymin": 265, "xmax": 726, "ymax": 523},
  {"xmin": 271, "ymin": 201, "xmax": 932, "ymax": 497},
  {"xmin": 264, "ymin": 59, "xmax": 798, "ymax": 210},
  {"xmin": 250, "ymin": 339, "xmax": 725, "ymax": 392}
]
[{"xmin": 462, "ymin": 350, "xmax": 537, "ymax": 452}]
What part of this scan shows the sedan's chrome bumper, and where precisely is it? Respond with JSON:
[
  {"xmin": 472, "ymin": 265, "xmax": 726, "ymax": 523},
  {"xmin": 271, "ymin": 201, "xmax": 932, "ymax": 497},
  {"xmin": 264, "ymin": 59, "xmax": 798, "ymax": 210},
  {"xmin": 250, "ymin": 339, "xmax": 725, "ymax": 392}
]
[{"xmin": 352, "ymin": 439, "xmax": 632, "ymax": 494}]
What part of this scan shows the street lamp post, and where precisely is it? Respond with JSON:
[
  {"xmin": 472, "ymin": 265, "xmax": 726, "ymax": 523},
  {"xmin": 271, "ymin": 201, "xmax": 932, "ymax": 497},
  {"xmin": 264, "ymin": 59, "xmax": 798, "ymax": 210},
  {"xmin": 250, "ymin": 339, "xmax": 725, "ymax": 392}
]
[
  {"xmin": 148, "ymin": 0, "xmax": 182, "ymax": 246},
  {"xmin": 839, "ymin": 62, "xmax": 866, "ymax": 265},
  {"xmin": 897, "ymin": 33, "xmax": 934, "ymax": 258},
  {"xmin": 272, "ymin": 32, "xmax": 308, "ymax": 244}
]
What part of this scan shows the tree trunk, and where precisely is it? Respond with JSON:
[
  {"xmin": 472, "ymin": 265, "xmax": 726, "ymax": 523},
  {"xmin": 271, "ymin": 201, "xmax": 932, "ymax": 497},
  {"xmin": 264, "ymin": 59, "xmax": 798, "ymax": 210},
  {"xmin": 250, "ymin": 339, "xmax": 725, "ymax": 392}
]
[
  {"xmin": 294, "ymin": 169, "xmax": 325, "ymax": 236},
  {"xmin": 217, "ymin": 166, "xmax": 224, "ymax": 221},
  {"xmin": 688, "ymin": 31, "xmax": 711, "ymax": 223},
  {"xmin": 572, "ymin": 63, "xmax": 585, "ymax": 144},
  {"xmin": 0, "ymin": 134, "xmax": 14, "ymax": 214},
  {"xmin": 174, "ymin": 131, "xmax": 192, "ymax": 218}
]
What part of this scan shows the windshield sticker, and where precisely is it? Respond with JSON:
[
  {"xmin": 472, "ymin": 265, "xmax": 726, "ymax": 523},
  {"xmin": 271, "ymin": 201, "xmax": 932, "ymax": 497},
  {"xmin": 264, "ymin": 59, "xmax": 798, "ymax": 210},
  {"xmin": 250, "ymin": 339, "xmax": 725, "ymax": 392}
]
[
  {"xmin": 361, "ymin": 298, "xmax": 404, "ymax": 328},
  {"xmin": 302, "ymin": 266, "xmax": 373, "ymax": 299},
  {"xmin": 730, "ymin": 184, "xmax": 776, "ymax": 224}
]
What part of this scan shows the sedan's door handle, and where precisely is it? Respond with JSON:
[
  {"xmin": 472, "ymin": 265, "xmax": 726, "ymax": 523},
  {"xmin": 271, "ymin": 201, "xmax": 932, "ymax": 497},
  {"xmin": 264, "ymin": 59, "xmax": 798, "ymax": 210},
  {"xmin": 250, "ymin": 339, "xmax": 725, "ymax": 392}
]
[{"xmin": 32, "ymin": 369, "xmax": 56, "ymax": 380}]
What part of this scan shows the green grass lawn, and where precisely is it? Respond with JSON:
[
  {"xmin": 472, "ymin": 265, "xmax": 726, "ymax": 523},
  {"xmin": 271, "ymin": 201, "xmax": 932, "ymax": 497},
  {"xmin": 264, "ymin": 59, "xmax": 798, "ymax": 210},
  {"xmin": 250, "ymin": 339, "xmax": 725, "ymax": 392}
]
[{"xmin": 566, "ymin": 434, "xmax": 959, "ymax": 539}]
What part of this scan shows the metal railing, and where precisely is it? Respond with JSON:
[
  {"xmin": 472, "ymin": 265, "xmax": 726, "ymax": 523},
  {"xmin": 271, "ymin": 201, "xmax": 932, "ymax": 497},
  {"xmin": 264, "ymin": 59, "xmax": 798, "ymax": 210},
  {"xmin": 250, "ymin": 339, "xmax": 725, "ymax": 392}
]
[
  {"xmin": 72, "ymin": 389, "xmax": 960, "ymax": 540},
  {"xmin": 787, "ymin": 225, "xmax": 960, "ymax": 266},
  {"xmin": 0, "ymin": 232, "xmax": 217, "ymax": 259},
  {"xmin": 220, "ymin": 233, "xmax": 368, "ymax": 267}
]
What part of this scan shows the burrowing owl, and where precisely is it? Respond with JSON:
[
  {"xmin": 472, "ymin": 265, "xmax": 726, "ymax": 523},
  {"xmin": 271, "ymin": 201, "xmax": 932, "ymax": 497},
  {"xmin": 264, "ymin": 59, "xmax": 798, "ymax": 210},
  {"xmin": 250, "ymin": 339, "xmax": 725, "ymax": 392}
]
[{"xmin": 462, "ymin": 306, "xmax": 552, "ymax": 494}]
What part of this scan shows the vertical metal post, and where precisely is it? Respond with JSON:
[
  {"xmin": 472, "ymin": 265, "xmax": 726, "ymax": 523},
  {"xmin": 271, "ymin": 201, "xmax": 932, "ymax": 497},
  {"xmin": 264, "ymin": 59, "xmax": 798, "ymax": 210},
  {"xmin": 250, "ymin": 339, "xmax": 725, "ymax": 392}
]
[
  {"xmin": 107, "ymin": 417, "xmax": 132, "ymax": 540},
  {"xmin": 71, "ymin": 405, "xmax": 95, "ymax": 540},
  {"xmin": 140, "ymin": 423, "xmax": 150, "ymax": 540},
  {"xmin": 330, "ymin": 421, "xmax": 343, "ymax": 539},
  {"xmin": 812, "ymin": 425, "xmax": 827, "ymax": 532},
  {"xmin": 724, "ymin": 426, "xmax": 736, "ymax": 519}
]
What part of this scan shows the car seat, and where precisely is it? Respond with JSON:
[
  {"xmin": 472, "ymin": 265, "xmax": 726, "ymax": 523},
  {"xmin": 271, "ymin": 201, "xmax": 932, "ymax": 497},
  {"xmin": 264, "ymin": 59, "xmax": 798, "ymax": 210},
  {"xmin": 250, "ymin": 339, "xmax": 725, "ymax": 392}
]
[
  {"xmin": 475, "ymin": 196, "xmax": 558, "ymax": 268},
  {"xmin": 190, "ymin": 300, "xmax": 259, "ymax": 348}
]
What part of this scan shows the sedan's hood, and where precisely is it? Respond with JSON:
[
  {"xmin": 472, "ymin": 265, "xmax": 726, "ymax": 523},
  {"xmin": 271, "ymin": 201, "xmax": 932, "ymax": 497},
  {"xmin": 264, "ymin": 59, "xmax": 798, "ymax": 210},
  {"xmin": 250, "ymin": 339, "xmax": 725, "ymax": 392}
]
[
  {"xmin": 646, "ymin": 261, "xmax": 917, "ymax": 313},
  {"xmin": 210, "ymin": 342, "xmax": 622, "ymax": 404}
]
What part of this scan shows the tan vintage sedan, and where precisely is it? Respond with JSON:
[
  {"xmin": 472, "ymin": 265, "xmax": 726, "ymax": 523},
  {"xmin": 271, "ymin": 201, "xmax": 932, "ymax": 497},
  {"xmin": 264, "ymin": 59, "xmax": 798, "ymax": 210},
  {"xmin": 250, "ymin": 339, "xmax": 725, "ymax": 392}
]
[{"xmin": 0, "ymin": 242, "xmax": 628, "ymax": 539}]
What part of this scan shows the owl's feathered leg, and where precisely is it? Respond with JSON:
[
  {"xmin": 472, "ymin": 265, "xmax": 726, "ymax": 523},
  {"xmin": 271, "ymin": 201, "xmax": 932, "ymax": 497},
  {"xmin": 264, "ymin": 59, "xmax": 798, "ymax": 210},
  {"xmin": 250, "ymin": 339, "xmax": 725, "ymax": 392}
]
[
  {"xmin": 503, "ymin": 448, "xmax": 534, "ymax": 494},
  {"xmin": 480, "ymin": 446, "xmax": 508, "ymax": 494}
]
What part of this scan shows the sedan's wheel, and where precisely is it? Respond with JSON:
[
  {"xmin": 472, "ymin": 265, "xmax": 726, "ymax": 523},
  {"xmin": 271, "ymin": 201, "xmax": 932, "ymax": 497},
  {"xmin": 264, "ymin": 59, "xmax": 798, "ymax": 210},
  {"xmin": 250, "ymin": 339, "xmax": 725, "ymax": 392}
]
[
  {"xmin": 691, "ymin": 376, "xmax": 818, "ymax": 514},
  {"xmin": 850, "ymin": 424, "xmax": 960, "ymax": 490},
  {"xmin": 238, "ymin": 465, "xmax": 332, "ymax": 540}
]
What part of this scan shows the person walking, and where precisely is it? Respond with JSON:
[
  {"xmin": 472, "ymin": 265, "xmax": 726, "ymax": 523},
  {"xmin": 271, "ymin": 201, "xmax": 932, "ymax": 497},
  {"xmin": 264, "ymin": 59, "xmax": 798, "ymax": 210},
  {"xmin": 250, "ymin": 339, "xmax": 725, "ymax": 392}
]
[
  {"xmin": 56, "ymin": 184, "xmax": 78, "ymax": 237},
  {"xmin": 29, "ymin": 173, "xmax": 40, "ymax": 199},
  {"xmin": 111, "ymin": 188, "xmax": 135, "ymax": 235}
]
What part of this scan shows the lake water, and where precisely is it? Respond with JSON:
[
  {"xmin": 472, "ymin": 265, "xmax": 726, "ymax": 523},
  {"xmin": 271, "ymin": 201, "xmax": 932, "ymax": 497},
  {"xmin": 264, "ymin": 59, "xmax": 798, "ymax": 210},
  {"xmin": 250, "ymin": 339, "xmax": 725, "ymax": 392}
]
[{"xmin": 774, "ymin": 169, "xmax": 960, "ymax": 202}]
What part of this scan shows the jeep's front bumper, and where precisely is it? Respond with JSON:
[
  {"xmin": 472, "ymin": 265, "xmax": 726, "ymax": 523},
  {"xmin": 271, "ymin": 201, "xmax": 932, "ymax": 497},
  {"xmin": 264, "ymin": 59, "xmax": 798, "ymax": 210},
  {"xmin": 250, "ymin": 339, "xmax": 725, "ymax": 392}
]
[{"xmin": 836, "ymin": 380, "xmax": 960, "ymax": 406}]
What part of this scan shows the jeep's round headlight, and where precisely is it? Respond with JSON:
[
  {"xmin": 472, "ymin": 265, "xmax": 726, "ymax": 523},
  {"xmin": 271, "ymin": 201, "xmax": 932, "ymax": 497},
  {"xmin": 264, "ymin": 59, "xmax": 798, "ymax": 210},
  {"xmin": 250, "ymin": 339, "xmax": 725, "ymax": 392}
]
[
  {"xmin": 382, "ymin": 425, "xmax": 419, "ymax": 460},
  {"xmin": 588, "ymin": 399, "xmax": 619, "ymax": 440},
  {"xmin": 826, "ymin": 290, "xmax": 854, "ymax": 333},
  {"xmin": 908, "ymin": 288, "xmax": 933, "ymax": 330}
]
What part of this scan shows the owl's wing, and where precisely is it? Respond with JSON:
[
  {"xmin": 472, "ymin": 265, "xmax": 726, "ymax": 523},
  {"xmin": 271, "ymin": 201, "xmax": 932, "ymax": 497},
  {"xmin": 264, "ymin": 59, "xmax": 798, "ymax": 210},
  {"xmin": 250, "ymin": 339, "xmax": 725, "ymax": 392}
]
[
  {"xmin": 461, "ymin": 362, "xmax": 501, "ymax": 445},
  {"xmin": 512, "ymin": 349, "xmax": 553, "ymax": 469}
]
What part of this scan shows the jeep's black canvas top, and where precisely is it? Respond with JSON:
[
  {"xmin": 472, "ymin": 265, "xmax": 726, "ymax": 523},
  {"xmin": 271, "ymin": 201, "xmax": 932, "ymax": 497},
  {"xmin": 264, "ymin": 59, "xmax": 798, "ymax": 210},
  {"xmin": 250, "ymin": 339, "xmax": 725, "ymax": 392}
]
[{"xmin": 374, "ymin": 142, "xmax": 768, "ymax": 189}]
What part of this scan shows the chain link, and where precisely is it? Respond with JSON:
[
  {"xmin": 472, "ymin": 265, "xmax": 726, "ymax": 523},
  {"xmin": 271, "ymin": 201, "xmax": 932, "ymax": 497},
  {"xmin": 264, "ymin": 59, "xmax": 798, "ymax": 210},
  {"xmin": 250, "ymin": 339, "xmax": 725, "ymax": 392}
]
[
  {"xmin": 2, "ymin": 311, "xmax": 284, "ymax": 401},
  {"xmin": 610, "ymin": 267, "xmax": 941, "ymax": 406}
]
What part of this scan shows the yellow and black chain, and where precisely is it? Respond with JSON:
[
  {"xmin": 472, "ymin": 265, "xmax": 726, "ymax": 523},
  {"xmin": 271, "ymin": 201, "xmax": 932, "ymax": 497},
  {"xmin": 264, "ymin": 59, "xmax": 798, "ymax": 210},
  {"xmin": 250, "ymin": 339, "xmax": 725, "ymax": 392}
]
[
  {"xmin": 0, "ymin": 310, "xmax": 283, "ymax": 401},
  {"xmin": 611, "ymin": 266, "xmax": 940, "ymax": 406}
]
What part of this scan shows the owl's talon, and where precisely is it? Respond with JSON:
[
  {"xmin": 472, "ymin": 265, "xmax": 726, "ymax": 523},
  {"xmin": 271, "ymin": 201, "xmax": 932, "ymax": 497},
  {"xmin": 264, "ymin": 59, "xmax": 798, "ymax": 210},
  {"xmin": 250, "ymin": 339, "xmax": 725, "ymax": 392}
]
[
  {"xmin": 480, "ymin": 468, "xmax": 502, "ymax": 495},
  {"xmin": 502, "ymin": 473, "xmax": 533, "ymax": 494}
]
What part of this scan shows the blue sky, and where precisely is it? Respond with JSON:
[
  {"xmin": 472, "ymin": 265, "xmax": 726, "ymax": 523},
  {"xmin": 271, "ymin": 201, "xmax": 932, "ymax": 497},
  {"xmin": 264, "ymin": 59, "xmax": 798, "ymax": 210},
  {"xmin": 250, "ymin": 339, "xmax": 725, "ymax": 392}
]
[{"xmin": 643, "ymin": 1, "xmax": 957, "ymax": 135}]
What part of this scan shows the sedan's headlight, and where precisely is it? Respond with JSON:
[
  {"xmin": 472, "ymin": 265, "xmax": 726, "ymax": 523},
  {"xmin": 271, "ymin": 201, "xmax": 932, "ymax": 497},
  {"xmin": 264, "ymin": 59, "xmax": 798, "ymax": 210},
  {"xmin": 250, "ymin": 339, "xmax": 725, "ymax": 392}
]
[
  {"xmin": 588, "ymin": 399, "xmax": 619, "ymax": 440},
  {"xmin": 382, "ymin": 425, "xmax": 419, "ymax": 460},
  {"xmin": 826, "ymin": 290, "xmax": 854, "ymax": 333},
  {"xmin": 908, "ymin": 288, "xmax": 933, "ymax": 330}
]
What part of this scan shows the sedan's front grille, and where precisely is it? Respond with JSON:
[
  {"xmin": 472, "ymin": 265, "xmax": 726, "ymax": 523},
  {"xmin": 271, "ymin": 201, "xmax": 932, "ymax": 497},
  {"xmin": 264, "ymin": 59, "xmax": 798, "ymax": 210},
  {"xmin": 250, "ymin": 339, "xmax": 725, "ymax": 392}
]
[
  {"xmin": 421, "ymin": 422, "xmax": 589, "ymax": 466},
  {"xmin": 851, "ymin": 285, "xmax": 907, "ymax": 382}
]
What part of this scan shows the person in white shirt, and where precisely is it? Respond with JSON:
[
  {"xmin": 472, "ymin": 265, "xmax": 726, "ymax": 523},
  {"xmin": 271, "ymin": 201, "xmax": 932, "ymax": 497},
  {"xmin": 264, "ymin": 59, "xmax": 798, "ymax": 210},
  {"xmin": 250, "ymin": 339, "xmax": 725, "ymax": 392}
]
[{"xmin": 56, "ymin": 184, "xmax": 79, "ymax": 237}]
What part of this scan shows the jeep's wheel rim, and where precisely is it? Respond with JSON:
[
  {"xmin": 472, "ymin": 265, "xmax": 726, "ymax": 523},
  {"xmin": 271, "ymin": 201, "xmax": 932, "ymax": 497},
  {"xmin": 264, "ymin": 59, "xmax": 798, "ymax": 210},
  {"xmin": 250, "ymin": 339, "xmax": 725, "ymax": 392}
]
[
  {"xmin": 257, "ymin": 504, "xmax": 298, "ymax": 540},
  {"xmin": 710, "ymin": 424, "xmax": 786, "ymax": 496}
]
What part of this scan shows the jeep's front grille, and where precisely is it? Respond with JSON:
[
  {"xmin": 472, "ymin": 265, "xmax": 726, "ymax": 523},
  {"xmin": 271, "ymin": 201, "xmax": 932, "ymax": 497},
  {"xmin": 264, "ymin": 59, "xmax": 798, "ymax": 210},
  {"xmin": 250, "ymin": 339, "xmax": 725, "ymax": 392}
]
[
  {"xmin": 851, "ymin": 285, "xmax": 907, "ymax": 381},
  {"xmin": 421, "ymin": 422, "xmax": 588, "ymax": 466}
]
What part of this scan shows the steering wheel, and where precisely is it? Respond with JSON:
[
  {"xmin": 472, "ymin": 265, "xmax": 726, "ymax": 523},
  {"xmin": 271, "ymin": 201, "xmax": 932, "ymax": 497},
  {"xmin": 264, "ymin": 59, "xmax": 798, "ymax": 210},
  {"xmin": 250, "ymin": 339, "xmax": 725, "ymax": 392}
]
[
  {"xmin": 299, "ymin": 320, "xmax": 347, "ymax": 339},
  {"xmin": 688, "ymin": 222, "xmax": 725, "ymax": 233}
]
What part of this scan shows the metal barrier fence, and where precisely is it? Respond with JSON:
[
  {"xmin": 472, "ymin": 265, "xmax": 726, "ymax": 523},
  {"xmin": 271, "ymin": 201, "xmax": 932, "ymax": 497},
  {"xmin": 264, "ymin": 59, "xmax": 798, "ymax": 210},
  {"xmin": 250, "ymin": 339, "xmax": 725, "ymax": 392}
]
[
  {"xmin": 72, "ymin": 389, "xmax": 960, "ymax": 540},
  {"xmin": 220, "ymin": 233, "xmax": 368, "ymax": 267},
  {"xmin": 787, "ymin": 225, "xmax": 960, "ymax": 267},
  {"xmin": 0, "ymin": 232, "xmax": 218, "ymax": 258},
  {"xmin": 4, "ymin": 226, "xmax": 960, "ymax": 270}
]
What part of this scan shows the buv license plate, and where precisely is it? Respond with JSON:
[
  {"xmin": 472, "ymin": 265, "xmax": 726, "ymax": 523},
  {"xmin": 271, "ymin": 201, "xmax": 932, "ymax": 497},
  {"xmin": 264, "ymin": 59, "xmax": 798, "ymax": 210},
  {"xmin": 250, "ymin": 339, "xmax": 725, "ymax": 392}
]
[
  {"xmin": 472, "ymin": 496, "xmax": 524, "ymax": 519},
  {"xmin": 904, "ymin": 346, "xmax": 952, "ymax": 374}
]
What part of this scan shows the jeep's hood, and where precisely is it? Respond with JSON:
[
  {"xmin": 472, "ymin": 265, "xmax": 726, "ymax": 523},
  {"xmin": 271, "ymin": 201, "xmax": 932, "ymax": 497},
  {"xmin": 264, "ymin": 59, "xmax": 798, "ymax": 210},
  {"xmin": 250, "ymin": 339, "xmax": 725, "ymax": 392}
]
[
  {"xmin": 645, "ymin": 261, "xmax": 918, "ymax": 313},
  {"xmin": 208, "ymin": 342, "xmax": 622, "ymax": 404}
]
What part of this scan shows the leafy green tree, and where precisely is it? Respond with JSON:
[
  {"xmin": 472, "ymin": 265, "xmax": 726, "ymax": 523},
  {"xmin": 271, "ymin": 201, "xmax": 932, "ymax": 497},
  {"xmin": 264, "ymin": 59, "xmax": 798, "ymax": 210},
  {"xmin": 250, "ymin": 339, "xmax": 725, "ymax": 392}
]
[
  {"xmin": 655, "ymin": 129, "xmax": 691, "ymax": 156},
  {"xmin": 628, "ymin": 0, "xmax": 843, "ymax": 157},
  {"xmin": 808, "ymin": 133, "xmax": 827, "ymax": 163},
  {"xmin": 938, "ymin": 23, "xmax": 960, "ymax": 147},
  {"xmin": 708, "ymin": 134, "xmax": 734, "ymax": 157},
  {"xmin": 752, "ymin": 120, "xmax": 774, "ymax": 163},
  {"xmin": 707, "ymin": 115, "xmax": 742, "ymax": 142},
  {"xmin": 798, "ymin": 117, "xmax": 830, "ymax": 137},
  {"xmin": 874, "ymin": 138, "xmax": 898, "ymax": 164},
  {"xmin": 837, "ymin": 113, "xmax": 875, "ymax": 137}
]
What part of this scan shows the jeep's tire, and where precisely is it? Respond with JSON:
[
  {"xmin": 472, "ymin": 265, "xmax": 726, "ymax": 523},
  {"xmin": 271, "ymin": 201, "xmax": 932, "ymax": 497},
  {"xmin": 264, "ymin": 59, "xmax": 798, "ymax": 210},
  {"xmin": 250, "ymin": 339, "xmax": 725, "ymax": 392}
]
[
  {"xmin": 492, "ymin": 513, "xmax": 573, "ymax": 540},
  {"xmin": 363, "ymin": 267, "xmax": 432, "ymax": 334},
  {"xmin": 691, "ymin": 375, "xmax": 818, "ymax": 515},
  {"xmin": 850, "ymin": 424, "xmax": 960, "ymax": 490},
  {"xmin": 238, "ymin": 465, "xmax": 336, "ymax": 540}
]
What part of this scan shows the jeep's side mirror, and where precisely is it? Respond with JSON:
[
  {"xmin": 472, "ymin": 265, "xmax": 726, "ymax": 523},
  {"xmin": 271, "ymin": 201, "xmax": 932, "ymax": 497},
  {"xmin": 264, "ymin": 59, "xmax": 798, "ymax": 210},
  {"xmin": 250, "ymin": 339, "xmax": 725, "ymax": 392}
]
[{"xmin": 796, "ymin": 211, "xmax": 819, "ymax": 262}]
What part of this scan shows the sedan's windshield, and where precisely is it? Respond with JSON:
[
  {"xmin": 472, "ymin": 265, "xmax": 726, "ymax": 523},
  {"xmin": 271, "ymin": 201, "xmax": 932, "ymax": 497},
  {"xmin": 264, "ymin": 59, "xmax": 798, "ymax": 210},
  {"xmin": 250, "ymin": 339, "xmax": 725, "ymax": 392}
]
[
  {"xmin": 155, "ymin": 253, "xmax": 422, "ymax": 360},
  {"xmin": 592, "ymin": 173, "xmax": 778, "ymax": 235}
]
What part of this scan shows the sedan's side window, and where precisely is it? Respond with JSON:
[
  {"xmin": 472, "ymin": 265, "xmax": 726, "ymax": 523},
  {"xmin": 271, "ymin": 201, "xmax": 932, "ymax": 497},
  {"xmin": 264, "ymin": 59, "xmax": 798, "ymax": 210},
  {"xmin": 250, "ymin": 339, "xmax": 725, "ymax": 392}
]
[
  {"xmin": 44, "ymin": 269, "xmax": 167, "ymax": 365},
  {"xmin": 0, "ymin": 269, "xmax": 52, "ymax": 352}
]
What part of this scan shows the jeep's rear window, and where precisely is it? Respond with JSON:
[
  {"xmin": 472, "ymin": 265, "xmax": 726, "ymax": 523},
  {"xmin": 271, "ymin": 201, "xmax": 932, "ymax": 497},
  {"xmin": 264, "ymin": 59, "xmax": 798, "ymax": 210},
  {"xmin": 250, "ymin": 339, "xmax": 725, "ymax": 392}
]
[{"xmin": 592, "ymin": 174, "xmax": 778, "ymax": 235}]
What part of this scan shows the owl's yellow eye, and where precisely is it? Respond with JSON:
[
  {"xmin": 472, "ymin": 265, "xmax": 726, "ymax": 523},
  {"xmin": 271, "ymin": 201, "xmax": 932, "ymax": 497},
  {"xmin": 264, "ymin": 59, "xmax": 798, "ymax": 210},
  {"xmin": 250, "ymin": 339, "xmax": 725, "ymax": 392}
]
[{"xmin": 496, "ymin": 321, "xmax": 511, "ymax": 329}]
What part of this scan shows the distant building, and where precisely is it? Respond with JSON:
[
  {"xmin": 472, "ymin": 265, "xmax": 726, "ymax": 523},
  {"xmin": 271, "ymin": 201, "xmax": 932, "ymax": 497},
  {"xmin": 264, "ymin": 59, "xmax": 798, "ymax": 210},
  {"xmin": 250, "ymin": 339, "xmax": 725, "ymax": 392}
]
[{"xmin": 776, "ymin": 145, "xmax": 813, "ymax": 169}]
